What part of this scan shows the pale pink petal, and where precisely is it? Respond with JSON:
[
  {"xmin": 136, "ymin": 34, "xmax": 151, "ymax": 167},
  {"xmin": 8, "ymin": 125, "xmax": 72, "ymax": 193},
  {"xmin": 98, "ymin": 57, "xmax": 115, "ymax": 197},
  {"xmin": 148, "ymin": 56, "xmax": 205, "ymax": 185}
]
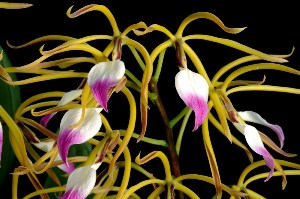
[
  {"xmin": 60, "ymin": 163, "xmax": 101, "ymax": 199},
  {"xmin": 57, "ymin": 108, "xmax": 102, "ymax": 166},
  {"xmin": 33, "ymin": 140, "xmax": 75, "ymax": 173},
  {"xmin": 87, "ymin": 60, "xmax": 125, "ymax": 112},
  {"xmin": 238, "ymin": 110, "xmax": 284, "ymax": 148},
  {"xmin": 175, "ymin": 68, "xmax": 209, "ymax": 131},
  {"xmin": 41, "ymin": 89, "xmax": 83, "ymax": 127},
  {"xmin": 0, "ymin": 122, "xmax": 3, "ymax": 164},
  {"xmin": 234, "ymin": 123, "xmax": 274, "ymax": 181}
]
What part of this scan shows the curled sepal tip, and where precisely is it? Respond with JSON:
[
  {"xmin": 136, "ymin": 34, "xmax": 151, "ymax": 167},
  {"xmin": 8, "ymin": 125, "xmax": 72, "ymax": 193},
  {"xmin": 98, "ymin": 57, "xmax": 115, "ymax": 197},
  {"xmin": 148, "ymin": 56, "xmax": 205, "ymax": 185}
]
[
  {"xmin": 88, "ymin": 60, "xmax": 125, "ymax": 112},
  {"xmin": 175, "ymin": 68, "xmax": 209, "ymax": 131},
  {"xmin": 234, "ymin": 123, "xmax": 275, "ymax": 181},
  {"xmin": 57, "ymin": 108, "xmax": 102, "ymax": 166},
  {"xmin": 238, "ymin": 110, "xmax": 285, "ymax": 149},
  {"xmin": 59, "ymin": 163, "xmax": 101, "ymax": 199}
]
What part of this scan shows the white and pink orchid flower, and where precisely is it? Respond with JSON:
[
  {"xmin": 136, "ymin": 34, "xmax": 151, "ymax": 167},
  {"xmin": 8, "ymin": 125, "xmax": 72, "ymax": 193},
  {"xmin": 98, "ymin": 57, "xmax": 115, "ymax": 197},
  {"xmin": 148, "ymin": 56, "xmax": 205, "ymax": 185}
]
[
  {"xmin": 57, "ymin": 108, "xmax": 102, "ymax": 166},
  {"xmin": 60, "ymin": 162, "xmax": 101, "ymax": 199},
  {"xmin": 33, "ymin": 140, "xmax": 75, "ymax": 173},
  {"xmin": 41, "ymin": 89, "xmax": 83, "ymax": 127},
  {"xmin": 87, "ymin": 60, "xmax": 125, "ymax": 112},
  {"xmin": 175, "ymin": 68, "xmax": 209, "ymax": 131},
  {"xmin": 234, "ymin": 122, "xmax": 274, "ymax": 181},
  {"xmin": 0, "ymin": 122, "xmax": 3, "ymax": 164},
  {"xmin": 238, "ymin": 110, "xmax": 285, "ymax": 149}
]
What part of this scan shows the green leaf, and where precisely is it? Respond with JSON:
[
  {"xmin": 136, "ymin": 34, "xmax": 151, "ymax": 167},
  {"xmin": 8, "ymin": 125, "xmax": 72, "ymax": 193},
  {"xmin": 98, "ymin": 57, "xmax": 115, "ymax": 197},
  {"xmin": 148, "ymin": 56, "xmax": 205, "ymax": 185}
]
[{"xmin": 0, "ymin": 45, "xmax": 21, "ymax": 188}]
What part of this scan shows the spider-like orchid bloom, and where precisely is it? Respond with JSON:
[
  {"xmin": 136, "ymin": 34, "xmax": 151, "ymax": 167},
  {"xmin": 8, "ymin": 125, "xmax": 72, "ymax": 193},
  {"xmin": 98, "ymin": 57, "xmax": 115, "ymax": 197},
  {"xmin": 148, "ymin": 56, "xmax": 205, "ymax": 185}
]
[
  {"xmin": 87, "ymin": 60, "xmax": 125, "ymax": 112},
  {"xmin": 0, "ymin": 122, "xmax": 2, "ymax": 164},
  {"xmin": 238, "ymin": 110, "xmax": 285, "ymax": 149},
  {"xmin": 57, "ymin": 108, "xmax": 102, "ymax": 166},
  {"xmin": 33, "ymin": 140, "xmax": 75, "ymax": 173},
  {"xmin": 175, "ymin": 68, "xmax": 209, "ymax": 131},
  {"xmin": 60, "ymin": 163, "xmax": 101, "ymax": 199},
  {"xmin": 41, "ymin": 89, "xmax": 82, "ymax": 127},
  {"xmin": 234, "ymin": 122, "xmax": 274, "ymax": 181}
]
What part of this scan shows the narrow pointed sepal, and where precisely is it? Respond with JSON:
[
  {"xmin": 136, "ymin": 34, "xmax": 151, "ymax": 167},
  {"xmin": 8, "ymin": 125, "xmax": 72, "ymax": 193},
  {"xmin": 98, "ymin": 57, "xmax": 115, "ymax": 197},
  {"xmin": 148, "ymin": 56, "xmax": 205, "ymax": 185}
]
[
  {"xmin": 60, "ymin": 163, "xmax": 101, "ymax": 199},
  {"xmin": 41, "ymin": 89, "xmax": 83, "ymax": 127},
  {"xmin": 88, "ymin": 60, "xmax": 125, "ymax": 111},
  {"xmin": 57, "ymin": 108, "xmax": 102, "ymax": 166},
  {"xmin": 234, "ymin": 123, "xmax": 274, "ymax": 181},
  {"xmin": 238, "ymin": 110, "xmax": 285, "ymax": 148},
  {"xmin": 175, "ymin": 68, "xmax": 209, "ymax": 131}
]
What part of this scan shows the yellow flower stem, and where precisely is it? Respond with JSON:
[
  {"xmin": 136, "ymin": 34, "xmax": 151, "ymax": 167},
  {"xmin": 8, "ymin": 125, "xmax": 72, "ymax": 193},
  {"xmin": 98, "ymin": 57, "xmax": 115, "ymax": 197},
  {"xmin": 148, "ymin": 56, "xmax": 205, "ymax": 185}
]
[
  {"xmin": 169, "ymin": 106, "xmax": 190, "ymax": 128},
  {"xmin": 0, "ymin": 106, "xmax": 30, "ymax": 166},
  {"xmin": 148, "ymin": 185, "xmax": 165, "ymax": 199},
  {"xmin": 172, "ymin": 180, "xmax": 200, "ymax": 199},
  {"xmin": 121, "ymin": 22, "xmax": 149, "ymax": 37},
  {"xmin": 95, "ymin": 169, "xmax": 119, "ymax": 199},
  {"xmin": 175, "ymin": 12, "xmax": 246, "ymax": 38},
  {"xmin": 15, "ymin": 91, "xmax": 64, "ymax": 118},
  {"xmin": 220, "ymin": 63, "xmax": 300, "ymax": 92},
  {"xmin": 0, "ymin": 2, "xmax": 32, "ymax": 9},
  {"xmin": 244, "ymin": 170, "xmax": 300, "ymax": 188},
  {"xmin": 175, "ymin": 174, "xmax": 240, "ymax": 197},
  {"xmin": 21, "ymin": 101, "xmax": 59, "ymax": 115},
  {"xmin": 30, "ymin": 103, "xmax": 81, "ymax": 117},
  {"xmin": 122, "ymin": 179, "xmax": 166, "ymax": 199},
  {"xmin": 108, "ymin": 87, "xmax": 136, "ymax": 175},
  {"xmin": 175, "ymin": 107, "xmax": 192, "ymax": 155},
  {"xmin": 243, "ymin": 188, "xmax": 266, "ymax": 199},
  {"xmin": 4, "ymin": 71, "xmax": 87, "ymax": 86},
  {"xmin": 56, "ymin": 57, "xmax": 97, "ymax": 69},
  {"xmin": 150, "ymin": 40, "xmax": 173, "ymax": 72},
  {"xmin": 7, "ymin": 35, "xmax": 75, "ymax": 49},
  {"xmin": 67, "ymin": 4, "xmax": 120, "ymax": 36},
  {"xmin": 116, "ymin": 161, "xmax": 156, "ymax": 180},
  {"xmin": 153, "ymin": 48, "xmax": 166, "ymax": 82},
  {"xmin": 103, "ymin": 40, "xmax": 115, "ymax": 58},
  {"xmin": 23, "ymin": 186, "xmax": 65, "ymax": 199},
  {"xmin": 227, "ymin": 85, "xmax": 300, "ymax": 95},
  {"xmin": 12, "ymin": 172, "xmax": 19, "ymax": 199},
  {"xmin": 211, "ymin": 55, "xmax": 261, "ymax": 85},
  {"xmin": 202, "ymin": 118, "xmax": 222, "ymax": 199},
  {"xmin": 32, "ymin": 146, "xmax": 58, "ymax": 174},
  {"xmin": 5, "ymin": 67, "xmax": 57, "ymax": 75},
  {"xmin": 41, "ymin": 35, "xmax": 113, "ymax": 55},
  {"xmin": 128, "ymin": 45, "xmax": 146, "ymax": 70},
  {"xmin": 183, "ymin": 35, "xmax": 287, "ymax": 63},
  {"xmin": 115, "ymin": 146, "xmax": 131, "ymax": 199}
]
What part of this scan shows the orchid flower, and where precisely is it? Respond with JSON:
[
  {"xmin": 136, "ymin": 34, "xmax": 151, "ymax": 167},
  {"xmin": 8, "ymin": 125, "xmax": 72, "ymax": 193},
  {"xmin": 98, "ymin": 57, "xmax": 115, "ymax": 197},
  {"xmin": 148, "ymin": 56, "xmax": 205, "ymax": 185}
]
[
  {"xmin": 33, "ymin": 140, "xmax": 75, "ymax": 173},
  {"xmin": 60, "ymin": 163, "xmax": 101, "ymax": 199},
  {"xmin": 238, "ymin": 110, "xmax": 285, "ymax": 148},
  {"xmin": 175, "ymin": 67, "xmax": 209, "ymax": 131},
  {"xmin": 0, "ymin": 122, "xmax": 2, "ymax": 164},
  {"xmin": 234, "ymin": 122, "xmax": 274, "ymax": 181},
  {"xmin": 40, "ymin": 89, "xmax": 83, "ymax": 127},
  {"xmin": 57, "ymin": 108, "xmax": 102, "ymax": 166},
  {"xmin": 87, "ymin": 59, "xmax": 125, "ymax": 112}
]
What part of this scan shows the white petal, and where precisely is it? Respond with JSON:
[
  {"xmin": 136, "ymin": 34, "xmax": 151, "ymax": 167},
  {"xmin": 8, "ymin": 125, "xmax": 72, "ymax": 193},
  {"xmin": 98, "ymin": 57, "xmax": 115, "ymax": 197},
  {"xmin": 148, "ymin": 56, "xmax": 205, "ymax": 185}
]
[
  {"xmin": 238, "ymin": 110, "xmax": 284, "ymax": 148},
  {"xmin": 58, "ymin": 89, "xmax": 83, "ymax": 106}
]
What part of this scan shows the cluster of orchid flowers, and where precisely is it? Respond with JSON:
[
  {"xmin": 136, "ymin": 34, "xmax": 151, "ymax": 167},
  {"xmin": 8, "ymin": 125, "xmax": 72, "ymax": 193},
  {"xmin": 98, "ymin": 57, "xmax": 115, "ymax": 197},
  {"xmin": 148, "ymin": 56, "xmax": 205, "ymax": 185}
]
[{"xmin": 1, "ymin": 2, "xmax": 300, "ymax": 199}]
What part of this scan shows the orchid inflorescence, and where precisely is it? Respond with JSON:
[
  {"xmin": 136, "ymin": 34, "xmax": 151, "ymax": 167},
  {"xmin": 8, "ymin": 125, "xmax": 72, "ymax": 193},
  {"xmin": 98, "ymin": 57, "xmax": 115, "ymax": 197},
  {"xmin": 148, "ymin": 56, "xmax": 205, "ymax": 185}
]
[{"xmin": 0, "ymin": 3, "xmax": 300, "ymax": 199}]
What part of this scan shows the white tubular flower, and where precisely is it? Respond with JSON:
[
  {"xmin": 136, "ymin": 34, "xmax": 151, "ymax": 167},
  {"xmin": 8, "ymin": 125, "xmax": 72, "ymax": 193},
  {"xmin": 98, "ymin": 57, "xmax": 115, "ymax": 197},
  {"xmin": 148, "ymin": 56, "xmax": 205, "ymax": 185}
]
[
  {"xmin": 238, "ymin": 110, "xmax": 285, "ymax": 148},
  {"xmin": 87, "ymin": 60, "xmax": 125, "ymax": 112},
  {"xmin": 59, "ymin": 163, "xmax": 101, "ymax": 199},
  {"xmin": 41, "ymin": 89, "xmax": 83, "ymax": 127},
  {"xmin": 234, "ymin": 122, "xmax": 274, "ymax": 181},
  {"xmin": 175, "ymin": 68, "xmax": 209, "ymax": 131},
  {"xmin": 57, "ymin": 108, "xmax": 102, "ymax": 166}
]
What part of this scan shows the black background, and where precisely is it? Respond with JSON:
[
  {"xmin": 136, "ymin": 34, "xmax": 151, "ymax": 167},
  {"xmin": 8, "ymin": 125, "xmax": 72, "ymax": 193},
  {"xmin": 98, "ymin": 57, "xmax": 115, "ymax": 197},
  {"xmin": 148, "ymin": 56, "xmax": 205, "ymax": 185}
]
[{"xmin": 1, "ymin": 0, "xmax": 300, "ymax": 198}]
